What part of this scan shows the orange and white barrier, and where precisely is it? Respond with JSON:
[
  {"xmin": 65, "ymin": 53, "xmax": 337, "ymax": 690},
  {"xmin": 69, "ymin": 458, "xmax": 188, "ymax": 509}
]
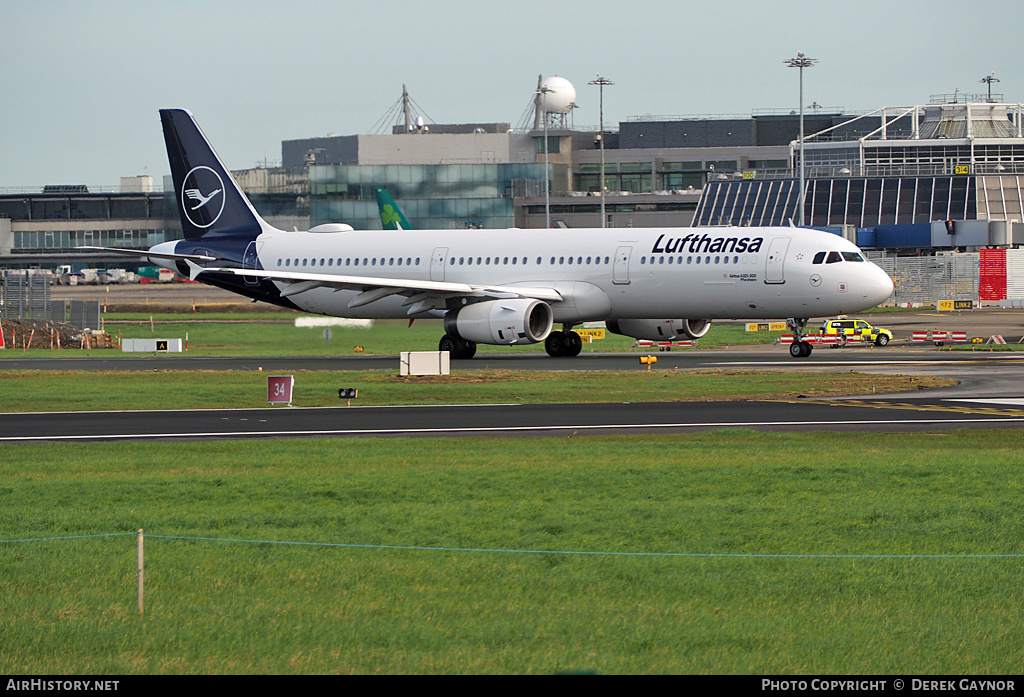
[
  {"xmin": 633, "ymin": 340, "xmax": 697, "ymax": 350},
  {"xmin": 912, "ymin": 330, "xmax": 969, "ymax": 344},
  {"xmin": 778, "ymin": 334, "xmax": 844, "ymax": 346}
]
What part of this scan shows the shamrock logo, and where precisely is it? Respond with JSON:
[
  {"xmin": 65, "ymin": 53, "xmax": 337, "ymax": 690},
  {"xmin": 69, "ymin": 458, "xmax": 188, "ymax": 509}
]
[{"xmin": 381, "ymin": 205, "xmax": 401, "ymax": 227}]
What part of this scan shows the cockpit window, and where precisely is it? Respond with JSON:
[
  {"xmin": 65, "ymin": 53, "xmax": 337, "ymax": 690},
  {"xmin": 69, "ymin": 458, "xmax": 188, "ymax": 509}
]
[
  {"xmin": 842, "ymin": 251, "xmax": 865, "ymax": 262},
  {"xmin": 812, "ymin": 251, "xmax": 827, "ymax": 264},
  {"xmin": 826, "ymin": 251, "xmax": 844, "ymax": 264}
]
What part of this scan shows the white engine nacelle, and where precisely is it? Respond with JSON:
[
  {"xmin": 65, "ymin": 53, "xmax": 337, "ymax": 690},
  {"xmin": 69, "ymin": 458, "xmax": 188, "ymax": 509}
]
[
  {"xmin": 607, "ymin": 318, "xmax": 712, "ymax": 341},
  {"xmin": 444, "ymin": 298, "xmax": 554, "ymax": 345}
]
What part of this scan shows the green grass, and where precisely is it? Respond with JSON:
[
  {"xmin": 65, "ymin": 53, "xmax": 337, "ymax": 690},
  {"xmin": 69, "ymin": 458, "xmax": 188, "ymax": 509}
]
[
  {"xmin": 0, "ymin": 369, "xmax": 948, "ymax": 412},
  {"xmin": 1, "ymin": 432, "xmax": 1023, "ymax": 674},
  {"xmin": 13, "ymin": 316, "xmax": 784, "ymax": 357}
]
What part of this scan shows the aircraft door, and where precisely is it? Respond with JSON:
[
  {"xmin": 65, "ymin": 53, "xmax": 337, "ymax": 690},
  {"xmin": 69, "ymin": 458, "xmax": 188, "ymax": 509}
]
[
  {"xmin": 430, "ymin": 247, "xmax": 448, "ymax": 282},
  {"xmin": 764, "ymin": 236, "xmax": 790, "ymax": 285},
  {"xmin": 613, "ymin": 246, "xmax": 632, "ymax": 285},
  {"xmin": 242, "ymin": 241, "xmax": 261, "ymax": 285}
]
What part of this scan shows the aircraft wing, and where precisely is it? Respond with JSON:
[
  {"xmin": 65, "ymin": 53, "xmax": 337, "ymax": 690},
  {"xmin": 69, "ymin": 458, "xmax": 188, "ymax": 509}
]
[{"xmin": 198, "ymin": 265, "xmax": 563, "ymax": 311}]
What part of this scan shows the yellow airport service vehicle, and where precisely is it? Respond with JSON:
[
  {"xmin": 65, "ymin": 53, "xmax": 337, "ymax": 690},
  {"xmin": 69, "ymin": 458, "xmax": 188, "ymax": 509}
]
[{"xmin": 820, "ymin": 317, "xmax": 893, "ymax": 346}]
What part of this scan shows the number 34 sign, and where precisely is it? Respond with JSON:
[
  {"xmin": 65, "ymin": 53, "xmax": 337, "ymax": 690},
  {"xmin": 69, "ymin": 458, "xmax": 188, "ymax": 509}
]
[{"xmin": 268, "ymin": 375, "xmax": 295, "ymax": 405}]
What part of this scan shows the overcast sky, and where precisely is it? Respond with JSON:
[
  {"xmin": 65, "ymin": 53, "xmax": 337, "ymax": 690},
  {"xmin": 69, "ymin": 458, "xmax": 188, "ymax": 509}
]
[{"xmin": 1, "ymin": 0, "xmax": 1020, "ymax": 188}]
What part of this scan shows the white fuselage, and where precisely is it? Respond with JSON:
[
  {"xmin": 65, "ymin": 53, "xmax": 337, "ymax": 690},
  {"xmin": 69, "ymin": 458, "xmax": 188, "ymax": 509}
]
[{"xmin": 237, "ymin": 225, "xmax": 893, "ymax": 322}]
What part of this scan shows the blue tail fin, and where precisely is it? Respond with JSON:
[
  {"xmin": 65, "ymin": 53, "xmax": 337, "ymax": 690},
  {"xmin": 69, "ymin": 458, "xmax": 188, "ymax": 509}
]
[{"xmin": 161, "ymin": 109, "xmax": 266, "ymax": 241}]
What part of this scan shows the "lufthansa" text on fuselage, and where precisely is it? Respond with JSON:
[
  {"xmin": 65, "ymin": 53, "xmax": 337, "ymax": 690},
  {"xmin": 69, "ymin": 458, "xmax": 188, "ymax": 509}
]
[{"xmin": 651, "ymin": 233, "xmax": 764, "ymax": 255}]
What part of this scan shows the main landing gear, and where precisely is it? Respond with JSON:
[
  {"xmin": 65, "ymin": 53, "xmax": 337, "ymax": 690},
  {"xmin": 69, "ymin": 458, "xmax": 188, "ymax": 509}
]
[
  {"xmin": 544, "ymin": 328, "xmax": 583, "ymax": 357},
  {"xmin": 787, "ymin": 318, "xmax": 813, "ymax": 358},
  {"xmin": 439, "ymin": 328, "xmax": 583, "ymax": 359},
  {"xmin": 439, "ymin": 334, "xmax": 477, "ymax": 360}
]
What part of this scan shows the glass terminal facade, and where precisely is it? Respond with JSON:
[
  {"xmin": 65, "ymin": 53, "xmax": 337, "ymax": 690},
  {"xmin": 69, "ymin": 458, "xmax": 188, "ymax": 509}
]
[{"xmin": 309, "ymin": 163, "xmax": 549, "ymax": 229}]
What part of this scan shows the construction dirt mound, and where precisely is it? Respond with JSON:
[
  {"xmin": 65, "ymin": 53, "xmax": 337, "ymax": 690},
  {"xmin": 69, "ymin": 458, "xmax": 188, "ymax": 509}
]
[{"xmin": 1, "ymin": 318, "xmax": 113, "ymax": 350}]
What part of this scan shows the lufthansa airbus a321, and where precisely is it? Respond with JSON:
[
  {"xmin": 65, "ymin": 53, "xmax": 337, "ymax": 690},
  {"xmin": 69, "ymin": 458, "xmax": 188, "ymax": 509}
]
[{"xmin": 91, "ymin": 109, "xmax": 894, "ymax": 359}]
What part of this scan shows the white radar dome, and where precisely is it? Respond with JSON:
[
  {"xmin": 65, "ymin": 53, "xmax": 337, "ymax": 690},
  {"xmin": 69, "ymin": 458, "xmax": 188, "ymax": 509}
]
[{"xmin": 540, "ymin": 76, "xmax": 576, "ymax": 114}]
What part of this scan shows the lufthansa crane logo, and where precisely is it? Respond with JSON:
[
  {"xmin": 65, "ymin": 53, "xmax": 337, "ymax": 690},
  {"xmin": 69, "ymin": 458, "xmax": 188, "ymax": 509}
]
[{"xmin": 181, "ymin": 166, "xmax": 225, "ymax": 229}]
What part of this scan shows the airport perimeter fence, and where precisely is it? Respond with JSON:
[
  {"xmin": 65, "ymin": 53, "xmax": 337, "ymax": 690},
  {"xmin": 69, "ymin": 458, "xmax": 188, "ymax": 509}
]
[
  {"xmin": 868, "ymin": 252, "xmax": 979, "ymax": 306},
  {"xmin": 6, "ymin": 529, "xmax": 1024, "ymax": 619}
]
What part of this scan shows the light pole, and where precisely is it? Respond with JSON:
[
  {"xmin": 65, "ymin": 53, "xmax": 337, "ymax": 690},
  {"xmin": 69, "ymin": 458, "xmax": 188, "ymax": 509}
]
[
  {"xmin": 784, "ymin": 51, "xmax": 818, "ymax": 227},
  {"xmin": 536, "ymin": 84, "xmax": 554, "ymax": 229},
  {"xmin": 588, "ymin": 74, "xmax": 614, "ymax": 228}
]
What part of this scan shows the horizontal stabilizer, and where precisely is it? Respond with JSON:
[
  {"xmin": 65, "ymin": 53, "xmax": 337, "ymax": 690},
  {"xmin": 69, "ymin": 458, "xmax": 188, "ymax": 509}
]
[{"xmin": 79, "ymin": 246, "xmax": 216, "ymax": 263}]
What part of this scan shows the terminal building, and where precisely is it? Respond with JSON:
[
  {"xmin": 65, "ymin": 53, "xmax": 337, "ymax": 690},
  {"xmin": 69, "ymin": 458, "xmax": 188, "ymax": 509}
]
[{"xmin": 3, "ymin": 80, "xmax": 1024, "ymax": 304}]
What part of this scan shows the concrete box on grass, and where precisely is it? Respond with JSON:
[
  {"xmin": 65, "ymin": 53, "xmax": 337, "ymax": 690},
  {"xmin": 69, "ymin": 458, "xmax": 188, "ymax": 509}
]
[
  {"xmin": 400, "ymin": 351, "xmax": 451, "ymax": 376},
  {"xmin": 122, "ymin": 338, "xmax": 183, "ymax": 353}
]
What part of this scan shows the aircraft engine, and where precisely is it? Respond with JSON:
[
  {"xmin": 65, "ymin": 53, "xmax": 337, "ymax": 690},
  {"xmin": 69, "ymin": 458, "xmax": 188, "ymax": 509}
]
[
  {"xmin": 607, "ymin": 318, "xmax": 712, "ymax": 341},
  {"xmin": 444, "ymin": 298, "xmax": 554, "ymax": 345}
]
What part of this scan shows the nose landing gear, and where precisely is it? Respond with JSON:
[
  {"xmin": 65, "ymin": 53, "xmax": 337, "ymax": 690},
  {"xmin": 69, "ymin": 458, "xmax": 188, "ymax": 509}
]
[{"xmin": 787, "ymin": 318, "xmax": 812, "ymax": 358}]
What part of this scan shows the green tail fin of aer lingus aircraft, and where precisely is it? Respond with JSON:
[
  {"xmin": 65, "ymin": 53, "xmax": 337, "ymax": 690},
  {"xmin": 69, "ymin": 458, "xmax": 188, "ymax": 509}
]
[{"xmin": 374, "ymin": 187, "xmax": 412, "ymax": 230}]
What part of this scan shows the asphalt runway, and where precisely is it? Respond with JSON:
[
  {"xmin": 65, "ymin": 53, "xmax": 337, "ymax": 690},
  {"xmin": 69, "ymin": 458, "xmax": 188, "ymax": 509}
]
[
  {"xmin": 4, "ymin": 347, "xmax": 1024, "ymax": 441},
  {"xmin": 11, "ymin": 284, "xmax": 1024, "ymax": 439}
]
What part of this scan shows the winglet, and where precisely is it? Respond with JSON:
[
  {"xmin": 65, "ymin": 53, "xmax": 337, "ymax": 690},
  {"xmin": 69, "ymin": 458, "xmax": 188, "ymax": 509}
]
[{"xmin": 184, "ymin": 259, "xmax": 207, "ymax": 281}]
